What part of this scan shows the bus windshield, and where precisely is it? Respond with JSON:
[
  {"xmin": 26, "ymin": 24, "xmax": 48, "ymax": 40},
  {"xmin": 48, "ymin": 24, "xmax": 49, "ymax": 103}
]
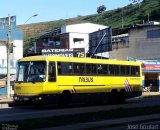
[{"xmin": 16, "ymin": 61, "xmax": 46, "ymax": 83}]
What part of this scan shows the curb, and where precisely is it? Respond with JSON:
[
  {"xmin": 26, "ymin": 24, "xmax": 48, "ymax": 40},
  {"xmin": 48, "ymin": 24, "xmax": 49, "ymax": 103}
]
[
  {"xmin": 0, "ymin": 103, "xmax": 9, "ymax": 108},
  {"xmin": 0, "ymin": 97, "xmax": 13, "ymax": 108}
]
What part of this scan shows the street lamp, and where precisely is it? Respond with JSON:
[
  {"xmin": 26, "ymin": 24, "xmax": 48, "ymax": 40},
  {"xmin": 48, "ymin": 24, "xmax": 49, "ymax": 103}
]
[
  {"xmin": 23, "ymin": 14, "xmax": 38, "ymax": 55},
  {"xmin": 24, "ymin": 14, "xmax": 38, "ymax": 24}
]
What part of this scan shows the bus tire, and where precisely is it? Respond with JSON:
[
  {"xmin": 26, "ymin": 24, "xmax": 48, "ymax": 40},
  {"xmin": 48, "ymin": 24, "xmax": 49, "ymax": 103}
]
[
  {"xmin": 59, "ymin": 91, "xmax": 72, "ymax": 107},
  {"xmin": 13, "ymin": 100, "xmax": 23, "ymax": 106},
  {"xmin": 108, "ymin": 89, "xmax": 118, "ymax": 104},
  {"xmin": 34, "ymin": 100, "xmax": 44, "ymax": 108},
  {"xmin": 118, "ymin": 89, "xmax": 126, "ymax": 104}
]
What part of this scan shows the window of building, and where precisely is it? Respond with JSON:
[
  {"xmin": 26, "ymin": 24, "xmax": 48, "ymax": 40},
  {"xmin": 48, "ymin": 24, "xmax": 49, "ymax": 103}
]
[
  {"xmin": 73, "ymin": 38, "xmax": 84, "ymax": 44},
  {"xmin": 147, "ymin": 29, "xmax": 160, "ymax": 38}
]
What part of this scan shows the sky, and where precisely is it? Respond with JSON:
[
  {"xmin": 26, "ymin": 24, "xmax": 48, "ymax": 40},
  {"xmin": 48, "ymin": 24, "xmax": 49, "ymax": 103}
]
[{"xmin": 0, "ymin": 0, "xmax": 131, "ymax": 25}]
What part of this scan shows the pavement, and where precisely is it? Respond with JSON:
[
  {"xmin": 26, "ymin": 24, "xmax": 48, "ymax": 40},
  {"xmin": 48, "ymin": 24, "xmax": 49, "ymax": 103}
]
[
  {"xmin": 38, "ymin": 113, "xmax": 160, "ymax": 130},
  {"xmin": 0, "ymin": 97, "xmax": 13, "ymax": 108},
  {"xmin": 0, "ymin": 92, "xmax": 160, "ymax": 129},
  {"xmin": 0, "ymin": 97, "xmax": 13, "ymax": 103},
  {"xmin": 142, "ymin": 92, "xmax": 160, "ymax": 96},
  {"xmin": 38, "ymin": 93, "xmax": 160, "ymax": 130}
]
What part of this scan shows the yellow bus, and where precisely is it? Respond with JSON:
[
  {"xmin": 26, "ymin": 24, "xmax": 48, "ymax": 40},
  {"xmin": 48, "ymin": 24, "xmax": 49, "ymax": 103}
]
[{"xmin": 13, "ymin": 56, "xmax": 142, "ymax": 105}]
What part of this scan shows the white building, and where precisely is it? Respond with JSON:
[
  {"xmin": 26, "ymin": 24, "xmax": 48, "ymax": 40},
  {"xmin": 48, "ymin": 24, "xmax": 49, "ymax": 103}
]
[
  {"xmin": 0, "ymin": 29, "xmax": 23, "ymax": 96},
  {"xmin": 61, "ymin": 23, "xmax": 108, "ymax": 52},
  {"xmin": 36, "ymin": 23, "xmax": 108, "ymax": 54},
  {"xmin": 0, "ymin": 30, "xmax": 23, "ymax": 76},
  {"xmin": 0, "ymin": 30, "xmax": 23, "ymax": 60}
]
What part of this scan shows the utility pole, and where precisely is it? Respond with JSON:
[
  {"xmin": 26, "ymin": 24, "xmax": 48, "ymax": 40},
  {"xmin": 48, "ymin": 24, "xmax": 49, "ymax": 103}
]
[
  {"xmin": 122, "ymin": 11, "xmax": 124, "ymax": 29},
  {"xmin": 148, "ymin": 12, "xmax": 150, "ymax": 23},
  {"xmin": 7, "ymin": 14, "xmax": 11, "ymax": 98}
]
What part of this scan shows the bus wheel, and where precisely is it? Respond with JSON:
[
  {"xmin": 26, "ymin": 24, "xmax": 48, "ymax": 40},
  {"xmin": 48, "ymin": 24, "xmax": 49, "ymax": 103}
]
[
  {"xmin": 108, "ymin": 89, "xmax": 118, "ymax": 104},
  {"xmin": 34, "ymin": 100, "xmax": 44, "ymax": 108},
  {"xmin": 59, "ymin": 91, "xmax": 72, "ymax": 107},
  {"xmin": 13, "ymin": 100, "xmax": 24, "ymax": 106},
  {"xmin": 118, "ymin": 89, "xmax": 126, "ymax": 104}
]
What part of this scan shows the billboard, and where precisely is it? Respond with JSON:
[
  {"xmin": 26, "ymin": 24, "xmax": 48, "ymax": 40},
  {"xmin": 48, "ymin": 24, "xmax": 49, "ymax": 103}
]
[
  {"xmin": 0, "ymin": 59, "xmax": 17, "ymax": 75},
  {"xmin": 0, "ymin": 29, "xmax": 23, "ymax": 41},
  {"xmin": 141, "ymin": 60, "xmax": 160, "ymax": 72},
  {"xmin": 89, "ymin": 27, "xmax": 112, "ymax": 56},
  {"xmin": 0, "ymin": 16, "xmax": 16, "ymax": 30},
  {"xmin": 42, "ymin": 48, "xmax": 85, "ymax": 58}
]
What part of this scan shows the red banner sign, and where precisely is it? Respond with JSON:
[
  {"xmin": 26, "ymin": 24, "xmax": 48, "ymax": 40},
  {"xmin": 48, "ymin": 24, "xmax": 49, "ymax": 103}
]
[{"xmin": 142, "ymin": 64, "xmax": 160, "ymax": 70}]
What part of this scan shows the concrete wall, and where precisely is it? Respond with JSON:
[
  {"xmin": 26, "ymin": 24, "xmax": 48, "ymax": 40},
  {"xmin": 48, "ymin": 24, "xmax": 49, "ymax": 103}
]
[
  {"xmin": 0, "ymin": 46, "xmax": 7, "ymax": 59},
  {"xmin": 110, "ymin": 26, "xmax": 160, "ymax": 60},
  {"xmin": 0, "ymin": 40, "xmax": 23, "ymax": 60},
  {"xmin": 13, "ymin": 40, "xmax": 23, "ymax": 60},
  {"xmin": 69, "ymin": 33, "xmax": 89, "ymax": 52},
  {"xmin": 131, "ymin": 26, "xmax": 160, "ymax": 59},
  {"xmin": 0, "ymin": 30, "xmax": 23, "ymax": 60},
  {"xmin": 61, "ymin": 23, "xmax": 108, "ymax": 53}
]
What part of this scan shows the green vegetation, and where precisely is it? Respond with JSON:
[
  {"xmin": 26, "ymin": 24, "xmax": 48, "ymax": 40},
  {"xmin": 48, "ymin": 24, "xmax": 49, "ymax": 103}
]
[
  {"xmin": 17, "ymin": 0, "xmax": 160, "ymax": 53},
  {"xmin": 1, "ymin": 106, "xmax": 160, "ymax": 130}
]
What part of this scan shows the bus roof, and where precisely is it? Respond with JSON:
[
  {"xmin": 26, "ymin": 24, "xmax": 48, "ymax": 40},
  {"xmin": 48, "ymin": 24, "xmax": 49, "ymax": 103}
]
[{"xmin": 19, "ymin": 55, "xmax": 141, "ymax": 66}]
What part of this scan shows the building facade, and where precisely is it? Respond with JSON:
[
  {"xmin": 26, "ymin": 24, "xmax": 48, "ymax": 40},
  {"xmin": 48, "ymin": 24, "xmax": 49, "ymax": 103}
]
[
  {"xmin": 35, "ymin": 23, "xmax": 108, "ymax": 55},
  {"xmin": 0, "ymin": 29, "xmax": 23, "ymax": 96},
  {"xmin": 141, "ymin": 60, "xmax": 160, "ymax": 92},
  {"xmin": 110, "ymin": 25, "xmax": 160, "ymax": 92},
  {"xmin": 110, "ymin": 25, "xmax": 160, "ymax": 60}
]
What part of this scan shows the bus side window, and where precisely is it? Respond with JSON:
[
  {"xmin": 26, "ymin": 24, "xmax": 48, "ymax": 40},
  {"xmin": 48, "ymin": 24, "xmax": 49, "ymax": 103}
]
[
  {"xmin": 115, "ymin": 65, "xmax": 120, "ymax": 75},
  {"xmin": 131, "ymin": 66, "xmax": 140, "ymax": 76},
  {"xmin": 109, "ymin": 65, "xmax": 115, "ymax": 75},
  {"xmin": 86, "ymin": 64, "xmax": 97, "ymax": 75},
  {"xmin": 126, "ymin": 66, "xmax": 130, "ymax": 75},
  {"xmin": 97, "ymin": 64, "xmax": 103, "ymax": 74},
  {"xmin": 135, "ymin": 66, "xmax": 140, "ymax": 76},
  {"xmin": 58, "ymin": 62, "xmax": 61, "ymax": 75},
  {"xmin": 73, "ymin": 63, "xmax": 85, "ymax": 75},
  {"xmin": 103, "ymin": 64, "xmax": 109, "ymax": 75},
  {"xmin": 48, "ymin": 62, "xmax": 56, "ymax": 82}
]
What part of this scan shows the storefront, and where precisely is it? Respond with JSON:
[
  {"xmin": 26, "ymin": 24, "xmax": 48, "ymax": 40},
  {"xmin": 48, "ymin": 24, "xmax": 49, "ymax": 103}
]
[
  {"xmin": 0, "ymin": 59, "xmax": 17, "ymax": 97},
  {"xmin": 141, "ymin": 60, "xmax": 160, "ymax": 92},
  {"xmin": 0, "ymin": 16, "xmax": 23, "ymax": 97}
]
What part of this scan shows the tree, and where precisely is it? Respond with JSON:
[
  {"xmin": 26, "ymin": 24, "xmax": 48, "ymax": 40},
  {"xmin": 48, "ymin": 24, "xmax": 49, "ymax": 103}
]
[
  {"xmin": 129, "ymin": 0, "xmax": 142, "ymax": 8},
  {"xmin": 97, "ymin": 5, "xmax": 106, "ymax": 14}
]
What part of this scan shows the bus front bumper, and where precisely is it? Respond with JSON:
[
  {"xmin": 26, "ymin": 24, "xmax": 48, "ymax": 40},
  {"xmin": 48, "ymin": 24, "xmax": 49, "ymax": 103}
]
[{"xmin": 13, "ymin": 94, "xmax": 43, "ymax": 103}]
